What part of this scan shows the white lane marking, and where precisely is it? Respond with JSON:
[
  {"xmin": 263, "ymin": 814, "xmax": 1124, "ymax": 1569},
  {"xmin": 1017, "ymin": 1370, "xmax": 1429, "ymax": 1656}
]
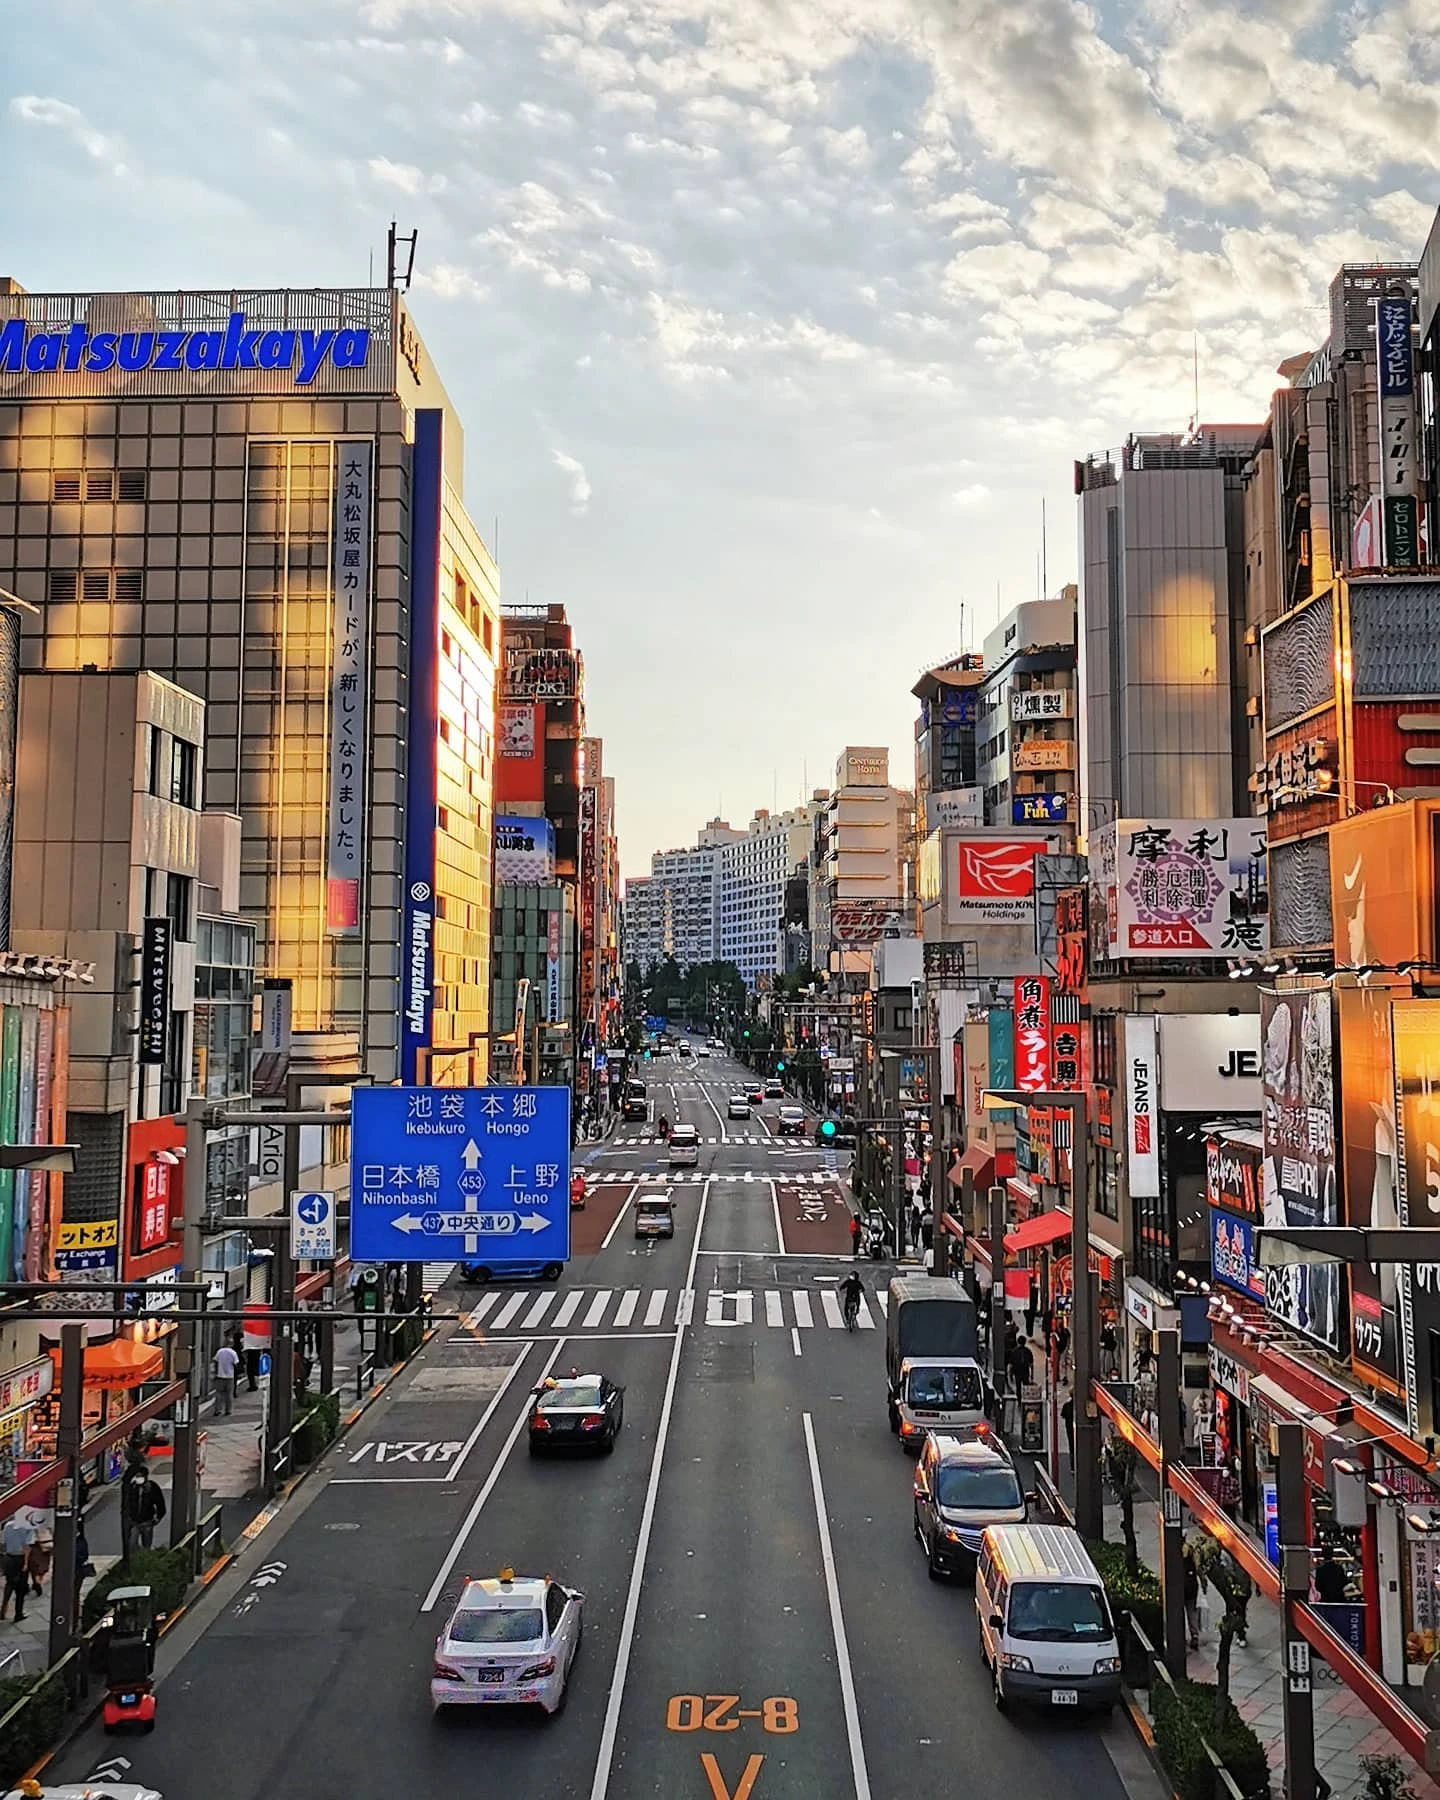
[
  {"xmin": 875, "ymin": 1291, "xmax": 888, "ymax": 1316},
  {"xmin": 590, "ymin": 1180, "xmax": 710, "ymax": 1800},
  {"xmin": 614, "ymin": 1289, "xmax": 640, "ymax": 1327},
  {"xmin": 820, "ymin": 1290, "xmax": 844, "ymax": 1329},
  {"xmin": 600, "ymin": 1182, "xmax": 638, "ymax": 1252},
  {"xmin": 492, "ymin": 1293, "xmax": 527, "ymax": 1329},
  {"xmin": 856, "ymin": 1299, "xmax": 876, "ymax": 1330},
  {"xmin": 696, "ymin": 1077, "xmax": 729, "ymax": 1143},
  {"xmin": 643, "ymin": 1289, "xmax": 668, "ymax": 1327},
  {"xmin": 676, "ymin": 1290, "xmax": 694, "ymax": 1326},
  {"xmin": 522, "ymin": 1292, "xmax": 555, "ymax": 1329},
  {"xmin": 765, "ymin": 1291, "xmax": 784, "ymax": 1328},
  {"xmin": 793, "ymin": 1291, "xmax": 814, "ymax": 1328},
  {"xmin": 442, "ymin": 1348, "xmax": 531, "ymax": 1482},
  {"xmin": 421, "ymin": 1340, "xmax": 564, "ymax": 1613},
  {"xmin": 802, "ymin": 1413, "xmax": 873, "ymax": 1800},
  {"xmin": 464, "ymin": 1292, "xmax": 502, "ymax": 1329},
  {"xmin": 792, "ymin": 1327, "xmax": 803, "ymax": 1358},
  {"xmin": 582, "ymin": 1289, "xmax": 612, "ymax": 1328},
  {"xmin": 553, "ymin": 1290, "xmax": 585, "ymax": 1328},
  {"xmin": 770, "ymin": 1180, "xmax": 786, "ymax": 1255}
]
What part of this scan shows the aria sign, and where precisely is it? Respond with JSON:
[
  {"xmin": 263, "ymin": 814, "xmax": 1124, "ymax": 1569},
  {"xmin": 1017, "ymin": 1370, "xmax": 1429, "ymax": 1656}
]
[{"xmin": 0, "ymin": 313, "xmax": 370, "ymax": 385}]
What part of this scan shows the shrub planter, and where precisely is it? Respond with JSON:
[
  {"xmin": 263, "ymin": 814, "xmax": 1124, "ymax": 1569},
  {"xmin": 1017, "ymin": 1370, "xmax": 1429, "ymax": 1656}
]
[{"xmin": 1151, "ymin": 1676, "xmax": 1270, "ymax": 1800}]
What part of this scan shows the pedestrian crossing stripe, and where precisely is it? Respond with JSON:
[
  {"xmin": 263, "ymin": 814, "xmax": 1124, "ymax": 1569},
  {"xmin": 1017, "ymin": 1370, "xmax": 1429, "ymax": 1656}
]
[
  {"xmin": 421, "ymin": 1262, "xmax": 456, "ymax": 1292},
  {"xmin": 589, "ymin": 1170, "xmax": 837, "ymax": 1184},
  {"xmin": 461, "ymin": 1286, "xmax": 889, "ymax": 1334},
  {"xmin": 611, "ymin": 1134, "xmax": 797, "ymax": 1146}
]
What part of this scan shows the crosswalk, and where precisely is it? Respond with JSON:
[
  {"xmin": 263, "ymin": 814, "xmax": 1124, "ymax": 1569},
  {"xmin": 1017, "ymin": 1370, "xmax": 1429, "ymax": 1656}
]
[
  {"xmin": 461, "ymin": 1284, "xmax": 889, "ymax": 1335},
  {"xmin": 612, "ymin": 1133, "xmax": 785, "ymax": 1146},
  {"xmin": 421, "ymin": 1262, "xmax": 456, "ymax": 1293},
  {"xmin": 590, "ymin": 1170, "xmax": 836, "ymax": 1185}
]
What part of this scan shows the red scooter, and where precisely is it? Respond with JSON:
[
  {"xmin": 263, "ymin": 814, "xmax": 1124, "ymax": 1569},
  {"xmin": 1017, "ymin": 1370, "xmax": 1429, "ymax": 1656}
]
[{"xmin": 99, "ymin": 1584, "xmax": 158, "ymax": 1732}]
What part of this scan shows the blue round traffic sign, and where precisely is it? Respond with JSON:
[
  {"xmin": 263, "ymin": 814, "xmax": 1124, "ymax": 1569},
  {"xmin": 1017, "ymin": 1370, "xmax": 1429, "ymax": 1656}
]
[{"xmin": 296, "ymin": 1193, "xmax": 330, "ymax": 1225}]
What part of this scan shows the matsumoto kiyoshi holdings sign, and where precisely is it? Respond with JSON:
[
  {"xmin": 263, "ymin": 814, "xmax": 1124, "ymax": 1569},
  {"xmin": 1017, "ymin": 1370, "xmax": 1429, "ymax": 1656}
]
[{"xmin": 0, "ymin": 311, "xmax": 370, "ymax": 385}]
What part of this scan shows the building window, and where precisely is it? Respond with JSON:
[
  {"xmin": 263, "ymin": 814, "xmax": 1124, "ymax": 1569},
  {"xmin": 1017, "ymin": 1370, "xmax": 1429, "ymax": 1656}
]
[
  {"xmin": 170, "ymin": 737, "xmax": 197, "ymax": 808},
  {"xmin": 160, "ymin": 1009, "xmax": 188, "ymax": 1115},
  {"xmin": 148, "ymin": 728, "xmax": 166, "ymax": 798},
  {"xmin": 166, "ymin": 872, "xmax": 192, "ymax": 943}
]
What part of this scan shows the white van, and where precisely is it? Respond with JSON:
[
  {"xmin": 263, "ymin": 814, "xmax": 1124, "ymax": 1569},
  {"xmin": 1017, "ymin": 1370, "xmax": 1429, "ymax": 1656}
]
[{"xmin": 975, "ymin": 1524, "xmax": 1121, "ymax": 1716}]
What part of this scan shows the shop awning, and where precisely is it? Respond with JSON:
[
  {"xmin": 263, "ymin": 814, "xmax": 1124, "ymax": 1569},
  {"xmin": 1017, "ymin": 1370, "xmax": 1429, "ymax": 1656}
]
[
  {"xmin": 947, "ymin": 1143, "xmax": 995, "ymax": 1190},
  {"xmin": 49, "ymin": 1336, "xmax": 165, "ymax": 1392},
  {"xmin": 1005, "ymin": 1210, "xmax": 1073, "ymax": 1255}
]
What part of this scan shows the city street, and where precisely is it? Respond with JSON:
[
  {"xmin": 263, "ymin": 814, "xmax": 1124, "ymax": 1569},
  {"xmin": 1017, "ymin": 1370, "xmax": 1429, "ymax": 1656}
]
[{"xmin": 47, "ymin": 1053, "xmax": 1159, "ymax": 1800}]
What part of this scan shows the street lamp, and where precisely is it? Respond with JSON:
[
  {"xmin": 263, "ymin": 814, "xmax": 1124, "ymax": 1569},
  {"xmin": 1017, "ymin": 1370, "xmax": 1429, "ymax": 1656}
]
[{"xmin": 982, "ymin": 1086, "xmax": 1102, "ymax": 1537}]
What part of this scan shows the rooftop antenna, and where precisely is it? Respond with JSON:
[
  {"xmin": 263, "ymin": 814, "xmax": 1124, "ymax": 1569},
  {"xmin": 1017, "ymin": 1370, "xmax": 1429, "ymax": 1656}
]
[
  {"xmin": 1182, "ymin": 331, "xmax": 1201, "ymax": 443},
  {"xmin": 1041, "ymin": 497, "xmax": 1048, "ymax": 597},
  {"xmin": 368, "ymin": 247, "xmax": 374, "ymax": 287},
  {"xmin": 386, "ymin": 220, "xmax": 418, "ymax": 290}
]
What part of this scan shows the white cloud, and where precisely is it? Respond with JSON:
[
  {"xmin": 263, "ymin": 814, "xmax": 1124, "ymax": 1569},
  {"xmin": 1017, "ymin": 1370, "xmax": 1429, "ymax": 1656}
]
[
  {"xmin": 368, "ymin": 155, "xmax": 446, "ymax": 194},
  {"xmin": 951, "ymin": 483, "xmax": 992, "ymax": 510},
  {"xmin": 10, "ymin": 95, "xmax": 122, "ymax": 169},
  {"xmin": 552, "ymin": 448, "xmax": 592, "ymax": 514}
]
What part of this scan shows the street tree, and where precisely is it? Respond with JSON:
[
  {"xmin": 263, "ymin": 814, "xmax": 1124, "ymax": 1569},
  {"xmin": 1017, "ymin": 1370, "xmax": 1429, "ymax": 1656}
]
[
  {"xmin": 1190, "ymin": 1536, "xmax": 1253, "ymax": 1731},
  {"xmin": 1100, "ymin": 1433, "xmax": 1141, "ymax": 1574}
]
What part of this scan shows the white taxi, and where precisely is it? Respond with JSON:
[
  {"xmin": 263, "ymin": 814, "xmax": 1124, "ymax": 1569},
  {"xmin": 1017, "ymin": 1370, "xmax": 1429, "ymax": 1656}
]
[{"xmin": 431, "ymin": 1570, "xmax": 584, "ymax": 1716}]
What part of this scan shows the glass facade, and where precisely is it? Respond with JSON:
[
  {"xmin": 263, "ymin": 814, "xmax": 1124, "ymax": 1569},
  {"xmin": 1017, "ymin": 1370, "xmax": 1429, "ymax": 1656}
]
[{"xmin": 192, "ymin": 914, "xmax": 256, "ymax": 1101}]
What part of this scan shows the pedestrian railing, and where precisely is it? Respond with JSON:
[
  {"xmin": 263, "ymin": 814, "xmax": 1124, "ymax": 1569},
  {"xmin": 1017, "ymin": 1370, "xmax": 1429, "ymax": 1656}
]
[
  {"xmin": 195, "ymin": 1503, "xmax": 224, "ymax": 1575},
  {"xmin": 356, "ymin": 1351, "xmax": 376, "ymax": 1400},
  {"xmin": 1125, "ymin": 1615, "xmax": 1248, "ymax": 1800}
]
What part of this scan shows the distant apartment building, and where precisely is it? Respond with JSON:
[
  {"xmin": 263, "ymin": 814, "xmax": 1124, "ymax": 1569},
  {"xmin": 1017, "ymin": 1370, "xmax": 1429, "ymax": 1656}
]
[
  {"xmin": 811, "ymin": 748, "xmax": 914, "ymax": 972},
  {"xmin": 977, "ymin": 591, "xmax": 1079, "ymax": 843},
  {"xmin": 718, "ymin": 804, "xmax": 816, "ymax": 989},
  {"xmin": 624, "ymin": 832, "xmax": 733, "ymax": 974},
  {"xmin": 912, "ymin": 656, "xmax": 983, "ymax": 837}
]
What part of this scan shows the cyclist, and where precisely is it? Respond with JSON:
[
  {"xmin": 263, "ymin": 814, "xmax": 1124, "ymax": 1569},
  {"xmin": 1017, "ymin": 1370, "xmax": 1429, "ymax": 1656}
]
[
  {"xmin": 657, "ymin": 1115, "xmax": 670, "ymax": 1140},
  {"xmin": 839, "ymin": 1269, "xmax": 865, "ymax": 1330}
]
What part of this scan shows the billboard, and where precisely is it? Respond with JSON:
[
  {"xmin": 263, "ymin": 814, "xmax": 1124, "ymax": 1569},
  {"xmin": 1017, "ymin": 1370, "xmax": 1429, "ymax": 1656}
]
[
  {"xmin": 1210, "ymin": 1208, "xmax": 1266, "ymax": 1303},
  {"xmin": 1338, "ymin": 986, "xmax": 1401, "ymax": 1391},
  {"xmin": 1207, "ymin": 1133, "xmax": 1261, "ymax": 1217},
  {"xmin": 1013, "ymin": 793, "xmax": 1069, "ymax": 825},
  {"xmin": 1105, "ymin": 819, "xmax": 1268, "ymax": 958},
  {"xmin": 503, "ymin": 645, "xmax": 579, "ymax": 701},
  {"xmin": 497, "ymin": 703, "xmax": 546, "ymax": 805},
  {"xmin": 1012, "ymin": 740, "xmax": 1074, "ymax": 772},
  {"xmin": 1261, "ymin": 989, "xmax": 1343, "ymax": 1354},
  {"xmin": 1124, "ymin": 1014, "xmax": 1159, "ymax": 1199},
  {"xmin": 1013, "ymin": 975, "xmax": 1050, "ymax": 1092},
  {"xmin": 1376, "ymin": 292, "xmax": 1419, "ymax": 567},
  {"xmin": 1012, "ymin": 690, "xmax": 1072, "ymax": 722},
  {"xmin": 924, "ymin": 787, "xmax": 983, "ymax": 832},
  {"xmin": 831, "ymin": 901, "xmax": 905, "ymax": 942},
  {"xmin": 1328, "ymin": 801, "xmax": 1437, "ymax": 970},
  {"xmin": 1394, "ymin": 1000, "xmax": 1440, "ymax": 1439},
  {"xmin": 326, "ymin": 440, "xmax": 372, "ymax": 936},
  {"xmin": 950, "ymin": 838, "xmax": 1039, "ymax": 925},
  {"xmin": 495, "ymin": 815, "xmax": 556, "ymax": 884},
  {"xmin": 400, "ymin": 410, "xmax": 443, "ymax": 1083}
]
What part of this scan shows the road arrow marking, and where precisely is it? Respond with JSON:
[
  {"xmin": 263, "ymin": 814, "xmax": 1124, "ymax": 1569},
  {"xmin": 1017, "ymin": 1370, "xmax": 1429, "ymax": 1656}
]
[{"xmin": 701, "ymin": 1753, "xmax": 765, "ymax": 1800}]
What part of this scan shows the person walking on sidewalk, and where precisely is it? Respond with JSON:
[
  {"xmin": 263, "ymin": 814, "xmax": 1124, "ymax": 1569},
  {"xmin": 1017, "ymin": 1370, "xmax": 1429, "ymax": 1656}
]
[
  {"xmin": 1061, "ymin": 1390, "xmax": 1075, "ymax": 1464},
  {"xmin": 213, "ymin": 1340, "xmax": 239, "ymax": 1416},
  {"xmin": 850, "ymin": 1212, "xmax": 862, "ymax": 1258},
  {"xmin": 1183, "ymin": 1541, "xmax": 1202, "ymax": 1650},
  {"xmin": 122, "ymin": 1461, "xmax": 166, "ymax": 1556},
  {"xmin": 0, "ymin": 1514, "xmax": 35, "ymax": 1621}
]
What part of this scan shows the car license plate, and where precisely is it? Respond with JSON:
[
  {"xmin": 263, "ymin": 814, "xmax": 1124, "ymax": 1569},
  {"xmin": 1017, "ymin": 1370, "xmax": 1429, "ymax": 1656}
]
[
  {"xmin": 119, "ymin": 1693, "xmax": 138, "ymax": 1705},
  {"xmin": 1051, "ymin": 1689, "xmax": 1078, "ymax": 1706},
  {"xmin": 477, "ymin": 1669, "xmax": 507, "ymax": 1685}
]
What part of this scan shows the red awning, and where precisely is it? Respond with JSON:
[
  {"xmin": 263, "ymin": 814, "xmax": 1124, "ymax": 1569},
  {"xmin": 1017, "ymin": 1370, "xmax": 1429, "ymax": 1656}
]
[
  {"xmin": 1004, "ymin": 1210, "xmax": 1073, "ymax": 1255},
  {"xmin": 48, "ymin": 1336, "xmax": 165, "ymax": 1392},
  {"xmin": 946, "ymin": 1143, "xmax": 995, "ymax": 1190}
]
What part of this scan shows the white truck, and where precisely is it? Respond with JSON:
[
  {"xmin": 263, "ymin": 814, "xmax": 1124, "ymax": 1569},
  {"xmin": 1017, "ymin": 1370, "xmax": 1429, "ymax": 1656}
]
[{"xmin": 885, "ymin": 1276, "xmax": 990, "ymax": 1454}]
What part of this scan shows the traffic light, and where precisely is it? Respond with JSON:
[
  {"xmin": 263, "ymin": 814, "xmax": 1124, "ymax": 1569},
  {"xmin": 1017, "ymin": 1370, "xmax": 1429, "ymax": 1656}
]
[
  {"xmin": 743, "ymin": 1028, "xmax": 751, "ymax": 1040},
  {"xmin": 776, "ymin": 1059, "xmax": 786, "ymax": 1073},
  {"xmin": 819, "ymin": 1119, "xmax": 837, "ymax": 1140},
  {"xmin": 643, "ymin": 1048, "xmax": 652, "ymax": 1060}
]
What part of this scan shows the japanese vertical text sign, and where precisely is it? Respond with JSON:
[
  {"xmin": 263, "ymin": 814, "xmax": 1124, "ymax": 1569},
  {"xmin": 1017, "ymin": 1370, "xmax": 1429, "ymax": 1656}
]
[
  {"xmin": 349, "ymin": 1086, "xmax": 572, "ymax": 1265},
  {"xmin": 400, "ymin": 411, "xmax": 444, "ymax": 1082},
  {"xmin": 327, "ymin": 440, "xmax": 373, "ymax": 933},
  {"xmin": 139, "ymin": 917, "xmax": 171, "ymax": 1064},
  {"xmin": 1375, "ymin": 294, "xmax": 1420, "ymax": 569},
  {"xmin": 1013, "ymin": 974, "xmax": 1051, "ymax": 1091}
]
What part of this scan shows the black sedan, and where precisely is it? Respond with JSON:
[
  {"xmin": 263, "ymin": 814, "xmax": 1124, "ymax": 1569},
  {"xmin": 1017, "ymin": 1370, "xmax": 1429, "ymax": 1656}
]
[{"xmin": 527, "ymin": 1372, "xmax": 625, "ymax": 1455}]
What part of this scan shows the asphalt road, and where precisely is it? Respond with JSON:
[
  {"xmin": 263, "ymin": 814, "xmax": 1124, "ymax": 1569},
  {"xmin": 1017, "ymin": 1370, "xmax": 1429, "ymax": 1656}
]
[{"xmin": 53, "ymin": 1049, "xmax": 1161, "ymax": 1800}]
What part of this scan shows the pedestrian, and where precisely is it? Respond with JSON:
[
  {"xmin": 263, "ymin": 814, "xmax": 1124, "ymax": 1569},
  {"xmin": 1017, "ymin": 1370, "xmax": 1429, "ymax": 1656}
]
[
  {"xmin": 1061, "ymin": 1391, "xmax": 1075, "ymax": 1463},
  {"xmin": 850, "ymin": 1212, "xmax": 862, "ymax": 1259},
  {"xmin": 1024, "ymin": 1283, "xmax": 1038, "ymax": 1339},
  {"xmin": 26, "ymin": 1521, "xmax": 51, "ymax": 1598},
  {"xmin": 1183, "ymin": 1541, "xmax": 1202, "ymax": 1649},
  {"xmin": 1004, "ymin": 1316, "xmax": 1019, "ymax": 1360},
  {"xmin": 1135, "ymin": 1337, "xmax": 1155, "ymax": 1379},
  {"xmin": 1099, "ymin": 1319, "xmax": 1119, "ymax": 1378},
  {"xmin": 1007, "ymin": 1334, "xmax": 1034, "ymax": 1396},
  {"xmin": 244, "ymin": 1344, "xmax": 261, "ymax": 1392},
  {"xmin": 0, "ymin": 1514, "xmax": 35, "ymax": 1621},
  {"xmin": 213, "ymin": 1339, "xmax": 239, "ymax": 1416},
  {"xmin": 1054, "ymin": 1320, "xmax": 1071, "ymax": 1366},
  {"xmin": 123, "ymin": 1464, "xmax": 166, "ymax": 1555},
  {"xmin": 1314, "ymin": 1546, "xmax": 1349, "ymax": 1603}
]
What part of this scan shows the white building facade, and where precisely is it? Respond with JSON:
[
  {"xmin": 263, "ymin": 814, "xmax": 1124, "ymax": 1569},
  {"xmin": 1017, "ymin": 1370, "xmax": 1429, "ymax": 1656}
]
[{"xmin": 718, "ymin": 805, "xmax": 816, "ymax": 990}]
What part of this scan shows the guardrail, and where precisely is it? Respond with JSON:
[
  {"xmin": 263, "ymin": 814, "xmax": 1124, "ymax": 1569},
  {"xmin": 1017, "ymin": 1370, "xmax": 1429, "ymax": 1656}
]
[{"xmin": 356, "ymin": 1351, "xmax": 376, "ymax": 1401}]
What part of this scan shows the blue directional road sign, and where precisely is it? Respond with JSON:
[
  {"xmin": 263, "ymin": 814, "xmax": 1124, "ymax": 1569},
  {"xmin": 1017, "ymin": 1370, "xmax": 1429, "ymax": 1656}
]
[{"xmin": 350, "ymin": 1086, "xmax": 572, "ymax": 1265}]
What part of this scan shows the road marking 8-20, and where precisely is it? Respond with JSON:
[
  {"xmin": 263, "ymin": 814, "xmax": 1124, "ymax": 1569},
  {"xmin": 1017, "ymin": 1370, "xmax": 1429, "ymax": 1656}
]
[{"xmin": 666, "ymin": 1695, "xmax": 798, "ymax": 1734}]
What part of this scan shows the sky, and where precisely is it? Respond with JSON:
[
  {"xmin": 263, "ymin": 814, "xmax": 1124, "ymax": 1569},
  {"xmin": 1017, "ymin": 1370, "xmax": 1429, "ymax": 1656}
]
[{"xmin": 5, "ymin": 1, "xmax": 1440, "ymax": 877}]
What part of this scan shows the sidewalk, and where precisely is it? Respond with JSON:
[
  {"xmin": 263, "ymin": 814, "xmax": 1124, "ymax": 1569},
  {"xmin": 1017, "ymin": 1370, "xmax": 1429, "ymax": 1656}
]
[
  {"xmin": 1035, "ymin": 1421, "xmax": 1438, "ymax": 1800},
  {"xmin": 0, "ymin": 1313, "xmax": 370, "ymax": 1680}
]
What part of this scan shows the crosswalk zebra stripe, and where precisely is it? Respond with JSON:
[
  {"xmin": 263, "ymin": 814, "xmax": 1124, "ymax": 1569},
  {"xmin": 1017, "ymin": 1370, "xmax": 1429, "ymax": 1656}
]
[
  {"xmin": 582, "ymin": 1290, "xmax": 612, "ymax": 1328},
  {"xmin": 875, "ymin": 1291, "xmax": 888, "ymax": 1316},
  {"xmin": 553, "ymin": 1290, "xmax": 585, "ymax": 1328},
  {"xmin": 492, "ymin": 1293, "xmax": 528, "ymax": 1330},
  {"xmin": 765, "ymin": 1291, "xmax": 784, "ymax": 1328},
  {"xmin": 522, "ymin": 1292, "xmax": 554, "ymax": 1330},
  {"xmin": 614, "ymin": 1289, "xmax": 640, "ymax": 1327},
  {"xmin": 792, "ymin": 1291, "xmax": 814, "ymax": 1329},
  {"xmin": 820, "ymin": 1291, "xmax": 844, "ymax": 1330},
  {"xmin": 421, "ymin": 1262, "xmax": 456, "ymax": 1292},
  {"xmin": 856, "ymin": 1299, "xmax": 876, "ymax": 1330},
  {"xmin": 465, "ymin": 1292, "xmax": 501, "ymax": 1328},
  {"xmin": 643, "ymin": 1289, "xmax": 668, "ymax": 1327}
]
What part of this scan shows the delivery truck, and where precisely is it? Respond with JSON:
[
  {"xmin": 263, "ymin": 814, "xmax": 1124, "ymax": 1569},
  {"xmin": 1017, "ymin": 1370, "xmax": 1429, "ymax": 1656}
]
[{"xmin": 885, "ymin": 1276, "xmax": 990, "ymax": 1451}]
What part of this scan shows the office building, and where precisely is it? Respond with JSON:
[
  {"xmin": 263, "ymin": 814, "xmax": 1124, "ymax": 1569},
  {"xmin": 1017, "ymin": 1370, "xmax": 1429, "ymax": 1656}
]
[
  {"xmin": 812, "ymin": 749, "xmax": 914, "ymax": 972},
  {"xmin": 0, "ymin": 282, "xmax": 501, "ymax": 1091},
  {"xmin": 977, "ymin": 591, "xmax": 1079, "ymax": 839},
  {"xmin": 718, "ymin": 804, "xmax": 817, "ymax": 990},
  {"xmin": 1077, "ymin": 427, "xmax": 1262, "ymax": 825}
]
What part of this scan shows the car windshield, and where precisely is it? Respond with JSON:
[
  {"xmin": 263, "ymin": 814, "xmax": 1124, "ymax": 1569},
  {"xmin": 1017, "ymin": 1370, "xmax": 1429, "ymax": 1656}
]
[
  {"xmin": 1007, "ymin": 1582, "xmax": 1111, "ymax": 1642},
  {"xmin": 449, "ymin": 1605, "xmax": 544, "ymax": 1644},
  {"xmin": 906, "ymin": 1367, "xmax": 982, "ymax": 1409},
  {"xmin": 936, "ymin": 1465, "xmax": 1023, "ymax": 1511},
  {"xmin": 538, "ymin": 1380, "xmax": 603, "ymax": 1410}
]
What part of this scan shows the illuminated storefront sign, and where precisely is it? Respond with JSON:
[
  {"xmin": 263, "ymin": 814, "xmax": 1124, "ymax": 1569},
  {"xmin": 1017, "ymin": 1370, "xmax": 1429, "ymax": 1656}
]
[{"xmin": 1252, "ymin": 737, "xmax": 1336, "ymax": 812}]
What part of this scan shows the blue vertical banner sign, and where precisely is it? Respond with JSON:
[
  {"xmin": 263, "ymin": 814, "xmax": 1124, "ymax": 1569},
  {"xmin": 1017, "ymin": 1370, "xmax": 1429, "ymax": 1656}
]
[
  {"xmin": 401, "ymin": 409, "xmax": 444, "ymax": 1083},
  {"xmin": 1375, "ymin": 292, "xmax": 1419, "ymax": 568},
  {"xmin": 349, "ymin": 1086, "xmax": 571, "ymax": 1265}
]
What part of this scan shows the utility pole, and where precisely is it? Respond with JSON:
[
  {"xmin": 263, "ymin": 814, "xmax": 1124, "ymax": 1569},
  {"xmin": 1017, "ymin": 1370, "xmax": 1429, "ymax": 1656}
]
[
  {"xmin": 47, "ymin": 1324, "xmax": 83, "ymax": 1668},
  {"xmin": 1277, "ymin": 1420, "xmax": 1318, "ymax": 1800},
  {"xmin": 1156, "ymin": 1328, "xmax": 1188, "ymax": 1681},
  {"xmin": 1065, "ymin": 1094, "xmax": 1103, "ymax": 1540},
  {"xmin": 988, "ymin": 1182, "xmax": 1007, "ymax": 1409}
]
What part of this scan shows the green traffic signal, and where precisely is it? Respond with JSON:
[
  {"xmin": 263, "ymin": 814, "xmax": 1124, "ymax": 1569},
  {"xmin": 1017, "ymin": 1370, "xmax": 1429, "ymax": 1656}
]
[
  {"xmin": 743, "ymin": 1029, "xmax": 751, "ymax": 1039},
  {"xmin": 776, "ymin": 1060, "xmax": 786, "ymax": 1072},
  {"xmin": 819, "ymin": 1119, "xmax": 837, "ymax": 1139}
]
